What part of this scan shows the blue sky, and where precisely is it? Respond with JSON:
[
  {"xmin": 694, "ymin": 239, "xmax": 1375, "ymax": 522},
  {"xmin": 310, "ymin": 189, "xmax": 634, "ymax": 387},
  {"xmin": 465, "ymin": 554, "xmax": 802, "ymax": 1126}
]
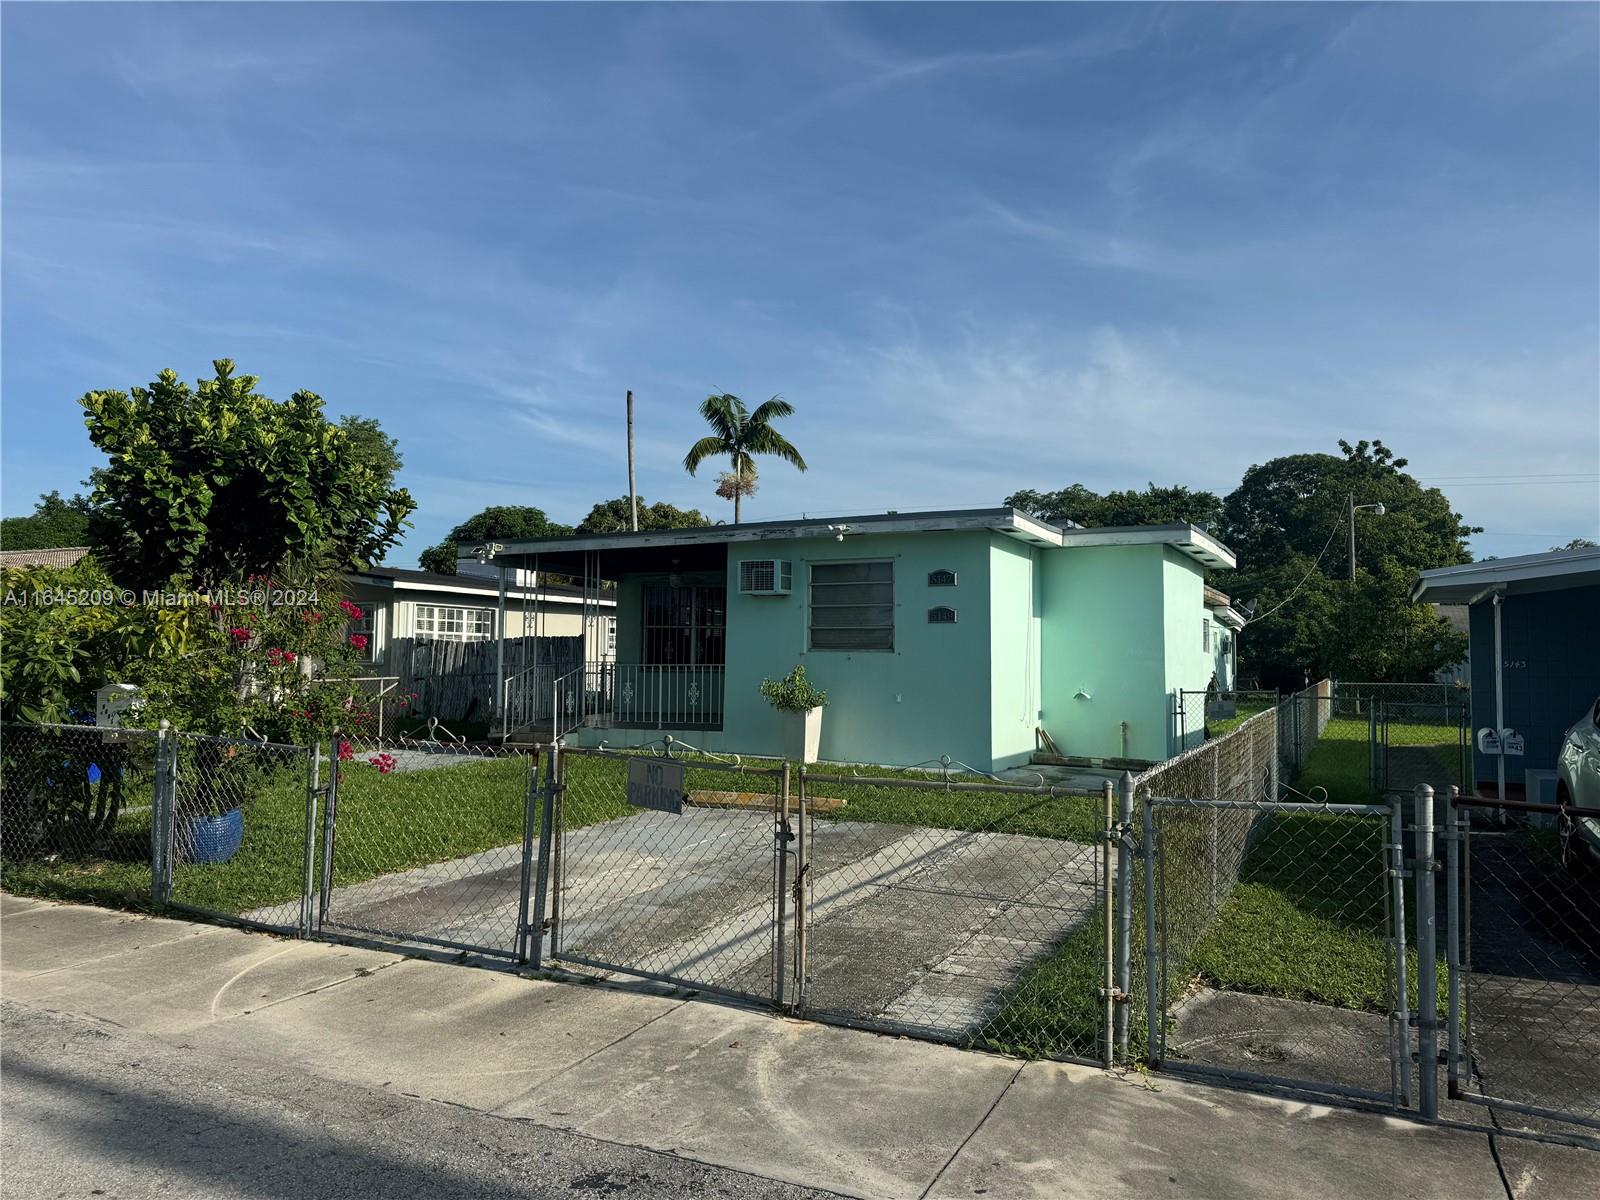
[{"xmin": 3, "ymin": 2, "xmax": 1596, "ymax": 562}]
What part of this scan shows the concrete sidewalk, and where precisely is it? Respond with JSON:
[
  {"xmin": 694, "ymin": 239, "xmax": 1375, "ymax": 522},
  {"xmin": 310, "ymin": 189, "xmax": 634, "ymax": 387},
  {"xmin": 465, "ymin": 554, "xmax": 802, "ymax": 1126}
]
[{"xmin": 2, "ymin": 894, "xmax": 1595, "ymax": 1200}]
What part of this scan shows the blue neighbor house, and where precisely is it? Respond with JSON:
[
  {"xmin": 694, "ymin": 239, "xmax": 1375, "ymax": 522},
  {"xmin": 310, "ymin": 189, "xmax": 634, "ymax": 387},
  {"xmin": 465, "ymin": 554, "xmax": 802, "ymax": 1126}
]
[
  {"xmin": 483, "ymin": 508, "xmax": 1237, "ymax": 771},
  {"xmin": 1413, "ymin": 545, "xmax": 1600, "ymax": 800}
]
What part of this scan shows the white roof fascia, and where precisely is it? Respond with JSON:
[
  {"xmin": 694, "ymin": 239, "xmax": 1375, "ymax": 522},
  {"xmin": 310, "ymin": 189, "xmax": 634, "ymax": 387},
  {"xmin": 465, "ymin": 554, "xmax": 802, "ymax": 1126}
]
[
  {"xmin": 1410, "ymin": 547, "xmax": 1600, "ymax": 603},
  {"xmin": 491, "ymin": 508, "xmax": 1066, "ymax": 560},
  {"xmin": 1056, "ymin": 524, "xmax": 1237, "ymax": 570}
]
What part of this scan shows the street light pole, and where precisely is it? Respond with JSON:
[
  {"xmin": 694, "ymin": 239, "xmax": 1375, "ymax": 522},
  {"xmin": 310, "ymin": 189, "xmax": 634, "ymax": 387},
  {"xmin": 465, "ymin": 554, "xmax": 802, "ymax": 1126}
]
[{"xmin": 1348, "ymin": 496, "xmax": 1387, "ymax": 581}]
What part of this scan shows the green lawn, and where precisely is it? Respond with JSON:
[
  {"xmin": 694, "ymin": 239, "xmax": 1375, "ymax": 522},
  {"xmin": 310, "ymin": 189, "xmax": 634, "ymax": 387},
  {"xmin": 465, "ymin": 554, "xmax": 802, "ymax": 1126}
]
[{"xmin": 1295, "ymin": 714, "xmax": 1465, "ymax": 805}]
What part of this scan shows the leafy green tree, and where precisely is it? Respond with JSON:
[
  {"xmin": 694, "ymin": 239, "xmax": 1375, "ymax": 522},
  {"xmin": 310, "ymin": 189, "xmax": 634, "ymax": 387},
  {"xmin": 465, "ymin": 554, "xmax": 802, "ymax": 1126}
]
[
  {"xmin": 1221, "ymin": 440, "xmax": 1476, "ymax": 688},
  {"xmin": 1006, "ymin": 483, "xmax": 1224, "ymax": 531},
  {"xmin": 339, "ymin": 415, "xmax": 405, "ymax": 483},
  {"xmin": 574, "ymin": 496, "xmax": 711, "ymax": 535},
  {"xmin": 683, "ymin": 394, "xmax": 806, "ymax": 523},
  {"xmin": 418, "ymin": 506, "xmax": 573, "ymax": 574},
  {"xmin": 0, "ymin": 492, "xmax": 96, "ymax": 551},
  {"xmin": 79, "ymin": 360, "xmax": 414, "ymax": 590},
  {"xmin": 0, "ymin": 560, "xmax": 198, "ymax": 723}
]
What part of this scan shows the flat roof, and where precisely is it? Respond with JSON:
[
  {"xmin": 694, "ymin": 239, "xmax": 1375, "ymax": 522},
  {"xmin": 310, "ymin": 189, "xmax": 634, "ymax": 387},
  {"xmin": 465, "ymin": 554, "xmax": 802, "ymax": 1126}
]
[
  {"xmin": 484, "ymin": 507, "xmax": 1236, "ymax": 571},
  {"xmin": 1411, "ymin": 545, "xmax": 1600, "ymax": 604}
]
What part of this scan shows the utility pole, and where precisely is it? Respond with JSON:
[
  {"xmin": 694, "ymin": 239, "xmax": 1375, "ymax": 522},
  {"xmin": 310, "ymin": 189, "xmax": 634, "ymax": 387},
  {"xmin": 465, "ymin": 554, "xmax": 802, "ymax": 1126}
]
[
  {"xmin": 1347, "ymin": 494, "xmax": 1356, "ymax": 582},
  {"xmin": 626, "ymin": 389, "xmax": 639, "ymax": 532}
]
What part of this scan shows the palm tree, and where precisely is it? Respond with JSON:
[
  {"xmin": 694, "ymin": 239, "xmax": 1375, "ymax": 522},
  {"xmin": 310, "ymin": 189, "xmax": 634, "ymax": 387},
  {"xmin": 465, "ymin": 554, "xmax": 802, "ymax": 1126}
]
[{"xmin": 683, "ymin": 393, "xmax": 806, "ymax": 523}]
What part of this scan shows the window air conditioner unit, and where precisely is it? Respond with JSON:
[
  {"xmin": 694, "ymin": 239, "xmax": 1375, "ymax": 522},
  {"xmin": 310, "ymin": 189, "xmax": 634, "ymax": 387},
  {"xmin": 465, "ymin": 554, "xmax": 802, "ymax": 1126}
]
[{"xmin": 739, "ymin": 559, "xmax": 793, "ymax": 596}]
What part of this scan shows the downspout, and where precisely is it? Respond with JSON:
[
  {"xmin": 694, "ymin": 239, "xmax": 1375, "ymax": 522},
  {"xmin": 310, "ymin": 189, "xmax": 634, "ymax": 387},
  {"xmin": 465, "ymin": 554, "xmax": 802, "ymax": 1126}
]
[
  {"xmin": 1459, "ymin": 582, "xmax": 1504, "ymax": 800},
  {"xmin": 1493, "ymin": 590, "xmax": 1505, "ymax": 803}
]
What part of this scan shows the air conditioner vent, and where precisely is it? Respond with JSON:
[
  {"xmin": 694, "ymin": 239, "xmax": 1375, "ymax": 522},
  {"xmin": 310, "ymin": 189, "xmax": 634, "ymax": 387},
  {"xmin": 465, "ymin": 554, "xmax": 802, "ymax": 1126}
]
[{"xmin": 739, "ymin": 559, "xmax": 793, "ymax": 596}]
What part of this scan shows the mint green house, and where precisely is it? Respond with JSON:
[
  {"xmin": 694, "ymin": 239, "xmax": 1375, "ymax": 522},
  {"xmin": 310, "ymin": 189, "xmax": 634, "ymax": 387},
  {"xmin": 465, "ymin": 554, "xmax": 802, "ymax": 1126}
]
[{"xmin": 486, "ymin": 508, "xmax": 1236, "ymax": 770}]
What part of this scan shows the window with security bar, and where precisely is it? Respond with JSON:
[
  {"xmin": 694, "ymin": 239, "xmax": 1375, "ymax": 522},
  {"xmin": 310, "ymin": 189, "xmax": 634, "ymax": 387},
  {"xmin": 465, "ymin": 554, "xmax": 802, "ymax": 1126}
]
[
  {"xmin": 641, "ymin": 583, "xmax": 725, "ymax": 665},
  {"xmin": 809, "ymin": 560, "xmax": 894, "ymax": 651},
  {"xmin": 414, "ymin": 604, "xmax": 494, "ymax": 642}
]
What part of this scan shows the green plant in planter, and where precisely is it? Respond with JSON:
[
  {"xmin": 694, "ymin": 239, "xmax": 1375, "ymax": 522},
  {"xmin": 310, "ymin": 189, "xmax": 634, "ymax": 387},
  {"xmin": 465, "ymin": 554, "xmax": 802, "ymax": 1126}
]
[{"xmin": 759, "ymin": 665, "xmax": 828, "ymax": 713}]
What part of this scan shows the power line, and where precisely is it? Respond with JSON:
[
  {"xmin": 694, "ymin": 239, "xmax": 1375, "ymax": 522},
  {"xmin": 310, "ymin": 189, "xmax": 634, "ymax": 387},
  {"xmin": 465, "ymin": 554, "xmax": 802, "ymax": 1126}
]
[{"xmin": 1241, "ymin": 518, "xmax": 1344, "ymax": 627}]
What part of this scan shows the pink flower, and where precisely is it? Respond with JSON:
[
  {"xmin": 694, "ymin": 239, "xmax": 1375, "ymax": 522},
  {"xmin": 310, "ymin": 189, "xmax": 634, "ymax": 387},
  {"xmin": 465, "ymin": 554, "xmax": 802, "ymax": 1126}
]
[
  {"xmin": 369, "ymin": 753, "xmax": 396, "ymax": 775},
  {"xmin": 229, "ymin": 627, "xmax": 250, "ymax": 642},
  {"xmin": 339, "ymin": 600, "xmax": 363, "ymax": 619},
  {"xmin": 349, "ymin": 634, "xmax": 368, "ymax": 652},
  {"xmin": 337, "ymin": 741, "xmax": 354, "ymax": 762}
]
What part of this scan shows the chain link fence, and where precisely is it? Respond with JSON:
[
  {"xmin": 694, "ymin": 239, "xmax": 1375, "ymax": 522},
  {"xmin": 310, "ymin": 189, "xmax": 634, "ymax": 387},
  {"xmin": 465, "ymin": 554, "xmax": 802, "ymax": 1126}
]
[
  {"xmin": 545, "ymin": 746, "xmax": 788, "ymax": 1003},
  {"xmin": 794, "ymin": 769, "xmax": 1104, "ymax": 1061},
  {"xmin": 1, "ymin": 722, "xmax": 162, "ymax": 904},
  {"xmin": 23, "ymin": 702, "xmax": 1600, "ymax": 1146},
  {"xmin": 165, "ymin": 731, "xmax": 318, "ymax": 935},
  {"xmin": 1373, "ymin": 701, "xmax": 1469, "ymax": 802},
  {"xmin": 316, "ymin": 733, "xmax": 540, "ymax": 958},
  {"xmin": 1447, "ymin": 795, "xmax": 1600, "ymax": 1144},
  {"xmin": 1172, "ymin": 689, "xmax": 1279, "ymax": 757}
]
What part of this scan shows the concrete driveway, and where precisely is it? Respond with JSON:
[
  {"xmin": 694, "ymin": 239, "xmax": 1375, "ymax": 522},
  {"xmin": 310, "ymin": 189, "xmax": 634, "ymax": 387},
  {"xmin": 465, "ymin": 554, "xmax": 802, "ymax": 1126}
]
[{"xmin": 312, "ymin": 804, "xmax": 1099, "ymax": 1042}]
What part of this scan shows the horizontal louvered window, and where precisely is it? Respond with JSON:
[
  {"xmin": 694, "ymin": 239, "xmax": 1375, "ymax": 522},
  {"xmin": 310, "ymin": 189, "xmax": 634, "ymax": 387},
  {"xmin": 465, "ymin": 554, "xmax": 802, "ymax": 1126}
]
[{"xmin": 809, "ymin": 561, "xmax": 893, "ymax": 651}]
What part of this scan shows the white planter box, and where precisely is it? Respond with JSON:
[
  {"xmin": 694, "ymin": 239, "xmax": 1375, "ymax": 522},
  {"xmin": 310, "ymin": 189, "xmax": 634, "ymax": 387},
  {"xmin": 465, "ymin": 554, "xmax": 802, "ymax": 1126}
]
[{"xmin": 783, "ymin": 707, "xmax": 824, "ymax": 764}]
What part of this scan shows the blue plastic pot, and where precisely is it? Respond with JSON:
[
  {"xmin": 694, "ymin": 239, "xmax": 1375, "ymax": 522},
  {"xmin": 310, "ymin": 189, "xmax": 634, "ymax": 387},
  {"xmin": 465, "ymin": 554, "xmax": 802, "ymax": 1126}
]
[{"xmin": 185, "ymin": 808, "xmax": 244, "ymax": 864}]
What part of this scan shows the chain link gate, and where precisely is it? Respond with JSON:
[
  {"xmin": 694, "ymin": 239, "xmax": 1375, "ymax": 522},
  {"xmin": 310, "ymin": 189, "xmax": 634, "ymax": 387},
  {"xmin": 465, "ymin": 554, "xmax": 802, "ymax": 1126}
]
[
  {"xmin": 1140, "ymin": 793, "xmax": 1412, "ymax": 1107},
  {"xmin": 1445, "ymin": 791, "xmax": 1600, "ymax": 1146},
  {"xmin": 539, "ymin": 745, "xmax": 792, "ymax": 1004},
  {"xmin": 316, "ymin": 735, "xmax": 542, "ymax": 959},
  {"xmin": 790, "ymin": 767, "xmax": 1109, "ymax": 1063}
]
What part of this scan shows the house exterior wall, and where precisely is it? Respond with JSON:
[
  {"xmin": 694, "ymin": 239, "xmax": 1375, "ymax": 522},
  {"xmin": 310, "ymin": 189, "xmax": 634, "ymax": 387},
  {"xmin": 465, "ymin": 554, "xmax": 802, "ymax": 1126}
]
[
  {"xmin": 1468, "ymin": 584, "xmax": 1600, "ymax": 787},
  {"xmin": 1040, "ymin": 544, "xmax": 1169, "ymax": 762},
  {"xmin": 1163, "ymin": 549, "xmax": 1215, "ymax": 753},
  {"xmin": 1203, "ymin": 614, "xmax": 1228, "ymax": 691},
  {"xmin": 568, "ymin": 529, "xmax": 1221, "ymax": 769},
  {"xmin": 989, "ymin": 536, "xmax": 1042, "ymax": 769},
  {"xmin": 575, "ymin": 531, "xmax": 1001, "ymax": 766}
]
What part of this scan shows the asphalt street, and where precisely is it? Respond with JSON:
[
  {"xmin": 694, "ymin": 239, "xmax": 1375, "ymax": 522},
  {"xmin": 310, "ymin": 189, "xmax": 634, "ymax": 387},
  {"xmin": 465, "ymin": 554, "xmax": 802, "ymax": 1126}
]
[{"xmin": 0, "ymin": 1002, "xmax": 841, "ymax": 1200}]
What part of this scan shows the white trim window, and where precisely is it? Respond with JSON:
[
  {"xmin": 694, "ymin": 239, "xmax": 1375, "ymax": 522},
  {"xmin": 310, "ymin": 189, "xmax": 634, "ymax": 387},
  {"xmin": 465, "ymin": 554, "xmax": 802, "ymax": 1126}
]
[
  {"xmin": 809, "ymin": 560, "xmax": 894, "ymax": 651},
  {"xmin": 414, "ymin": 604, "xmax": 495, "ymax": 642},
  {"xmin": 350, "ymin": 609, "xmax": 378, "ymax": 663}
]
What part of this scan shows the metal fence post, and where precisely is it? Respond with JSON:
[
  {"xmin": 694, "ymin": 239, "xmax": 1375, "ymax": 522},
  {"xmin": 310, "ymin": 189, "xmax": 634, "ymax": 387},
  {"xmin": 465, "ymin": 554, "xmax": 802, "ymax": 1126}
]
[
  {"xmin": 1389, "ymin": 795, "xmax": 1413, "ymax": 1109},
  {"xmin": 774, "ymin": 762, "xmax": 792, "ymax": 1011},
  {"xmin": 1413, "ymin": 784, "xmax": 1439, "ymax": 1119},
  {"xmin": 151, "ymin": 719, "xmax": 173, "ymax": 907},
  {"xmin": 299, "ymin": 738, "xmax": 320, "ymax": 939},
  {"xmin": 1142, "ymin": 789, "xmax": 1161, "ymax": 1067},
  {"xmin": 514, "ymin": 746, "xmax": 541, "ymax": 965},
  {"xmin": 1101, "ymin": 780, "xmax": 1115, "ymax": 1068},
  {"xmin": 317, "ymin": 728, "xmax": 341, "ymax": 932},
  {"xmin": 1444, "ymin": 786, "xmax": 1463, "ymax": 1100},
  {"xmin": 1114, "ymin": 771, "xmax": 1135, "ymax": 1061},
  {"xmin": 529, "ymin": 743, "xmax": 558, "ymax": 968}
]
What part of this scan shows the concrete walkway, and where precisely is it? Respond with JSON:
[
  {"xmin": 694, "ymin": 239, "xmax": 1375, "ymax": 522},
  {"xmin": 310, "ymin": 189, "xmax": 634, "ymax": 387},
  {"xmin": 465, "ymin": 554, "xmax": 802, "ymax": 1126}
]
[{"xmin": 2, "ymin": 894, "xmax": 1595, "ymax": 1200}]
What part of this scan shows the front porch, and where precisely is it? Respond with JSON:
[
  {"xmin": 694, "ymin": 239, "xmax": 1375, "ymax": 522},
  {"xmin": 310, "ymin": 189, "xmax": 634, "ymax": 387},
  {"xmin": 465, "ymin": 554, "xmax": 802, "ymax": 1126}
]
[{"xmin": 556, "ymin": 662, "xmax": 726, "ymax": 732}]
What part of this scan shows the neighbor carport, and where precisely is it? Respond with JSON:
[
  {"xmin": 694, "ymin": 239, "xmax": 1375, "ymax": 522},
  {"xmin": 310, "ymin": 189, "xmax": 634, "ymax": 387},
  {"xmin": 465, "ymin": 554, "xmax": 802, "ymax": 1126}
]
[{"xmin": 1413, "ymin": 545, "xmax": 1600, "ymax": 799}]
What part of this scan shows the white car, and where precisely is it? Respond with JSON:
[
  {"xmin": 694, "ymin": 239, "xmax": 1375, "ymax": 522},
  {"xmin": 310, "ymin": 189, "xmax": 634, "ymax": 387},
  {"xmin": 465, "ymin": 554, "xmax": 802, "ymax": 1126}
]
[{"xmin": 1556, "ymin": 696, "xmax": 1600, "ymax": 863}]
